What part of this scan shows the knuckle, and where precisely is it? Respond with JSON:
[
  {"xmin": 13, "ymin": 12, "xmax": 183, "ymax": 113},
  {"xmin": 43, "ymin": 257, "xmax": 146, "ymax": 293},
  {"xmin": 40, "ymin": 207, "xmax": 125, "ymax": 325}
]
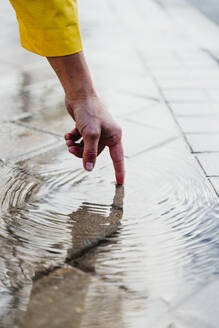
[
  {"xmin": 86, "ymin": 128, "xmax": 100, "ymax": 140},
  {"xmin": 110, "ymin": 132, "xmax": 121, "ymax": 144},
  {"xmin": 116, "ymin": 127, "xmax": 122, "ymax": 139},
  {"xmin": 84, "ymin": 152, "xmax": 97, "ymax": 160},
  {"xmin": 111, "ymin": 126, "xmax": 122, "ymax": 142},
  {"xmin": 114, "ymin": 157, "xmax": 123, "ymax": 165}
]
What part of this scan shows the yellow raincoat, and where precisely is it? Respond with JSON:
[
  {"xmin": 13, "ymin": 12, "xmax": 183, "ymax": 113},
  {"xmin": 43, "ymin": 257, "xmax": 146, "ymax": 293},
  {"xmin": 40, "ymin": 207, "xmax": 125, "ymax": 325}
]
[{"xmin": 9, "ymin": 0, "xmax": 82, "ymax": 57}]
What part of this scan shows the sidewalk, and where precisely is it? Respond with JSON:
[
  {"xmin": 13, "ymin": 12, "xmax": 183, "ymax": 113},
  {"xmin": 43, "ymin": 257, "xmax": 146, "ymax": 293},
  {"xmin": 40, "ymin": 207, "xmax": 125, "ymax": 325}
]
[{"xmin": 0, "ymin": 0, "xmax": 219, "ymax": 327}]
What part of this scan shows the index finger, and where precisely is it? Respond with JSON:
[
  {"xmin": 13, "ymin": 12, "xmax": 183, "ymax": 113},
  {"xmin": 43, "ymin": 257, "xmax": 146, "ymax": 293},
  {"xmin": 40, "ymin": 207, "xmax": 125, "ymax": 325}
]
[{"xmin": 109, "ymin": 142, "xmax": 125, "ymax": 185}]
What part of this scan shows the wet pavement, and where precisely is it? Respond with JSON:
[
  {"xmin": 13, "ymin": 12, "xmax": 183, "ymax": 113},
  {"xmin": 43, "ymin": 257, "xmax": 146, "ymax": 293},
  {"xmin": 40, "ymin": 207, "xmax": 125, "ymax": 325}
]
[
  {"xmin": 1, "ymin": 0, "xmax": 219, "ymax": 327},
  {"xmin": 188, "ymin": 0, "xmax": 219, "ymax": 26}
]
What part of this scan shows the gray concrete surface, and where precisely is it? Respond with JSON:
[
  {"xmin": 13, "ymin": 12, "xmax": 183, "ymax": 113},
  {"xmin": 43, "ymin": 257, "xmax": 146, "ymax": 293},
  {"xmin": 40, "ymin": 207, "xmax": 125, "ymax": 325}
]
[
  {"xmin": 0, "ymin": 0, "xmax": 219, "ymax": 327},
  {"xmin": 188, "ymin": 0, "xmax": 219, "ymax": 26}
]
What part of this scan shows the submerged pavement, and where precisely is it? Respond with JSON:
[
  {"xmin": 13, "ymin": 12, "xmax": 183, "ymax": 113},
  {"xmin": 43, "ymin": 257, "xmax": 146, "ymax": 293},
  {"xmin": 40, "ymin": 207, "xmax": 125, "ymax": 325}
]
[{"xmin": 1, "ymin": 0, "xmax": 219, "ymax": 327}]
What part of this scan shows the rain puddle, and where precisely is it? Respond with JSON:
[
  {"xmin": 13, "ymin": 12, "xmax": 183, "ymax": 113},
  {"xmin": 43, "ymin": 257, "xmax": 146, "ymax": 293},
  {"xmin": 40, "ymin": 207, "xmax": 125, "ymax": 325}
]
[{"xmin": 0, "ymin": 139, "xmax": 219, "ymax": 327}]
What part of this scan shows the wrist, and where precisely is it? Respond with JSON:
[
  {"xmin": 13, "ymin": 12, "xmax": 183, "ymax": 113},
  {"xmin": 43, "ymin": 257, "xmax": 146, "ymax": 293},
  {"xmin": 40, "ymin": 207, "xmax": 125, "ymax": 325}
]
[
  {"xmin": 65, "ymin": 84, "xmax": 96, "ymax": 103},
  {"xmin": 47, "ymin": 51, "xmax": 96, "ymax": 101},
  {"xmin": 65, "ymin": 92, "xmax": 99, "ymax": 120}
]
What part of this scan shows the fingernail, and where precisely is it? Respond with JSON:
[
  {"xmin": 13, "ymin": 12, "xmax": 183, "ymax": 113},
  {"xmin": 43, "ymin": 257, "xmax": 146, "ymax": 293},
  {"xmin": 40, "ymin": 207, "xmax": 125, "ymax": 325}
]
[{"xmin": 85, "ymin": 162, "xmax": 94, "ymax": 171}]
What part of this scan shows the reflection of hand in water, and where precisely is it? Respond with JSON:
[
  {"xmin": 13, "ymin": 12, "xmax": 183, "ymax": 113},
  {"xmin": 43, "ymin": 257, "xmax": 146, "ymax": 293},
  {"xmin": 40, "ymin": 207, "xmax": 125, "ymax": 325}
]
[
  {"xmin": 110, "ymin": 184, "xmax": 124, "ymax": 216},
  {"xmin": 68, "ymin": 185, "xmax": 124, "ymax": 259},
  {"xmin": 0, "ymin": 174, "xmax": 124, "ymax": 326},
  {"xmin": 16, "ymin": 186, "xmax": 125, "ymax": 328}
]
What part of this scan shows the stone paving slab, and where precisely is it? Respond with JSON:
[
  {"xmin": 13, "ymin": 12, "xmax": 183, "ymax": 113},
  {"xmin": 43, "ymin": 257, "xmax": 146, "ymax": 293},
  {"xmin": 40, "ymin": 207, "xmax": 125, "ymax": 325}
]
[
  {"xmin": 17, "ymin": 105, "xmax": 72, "ymax": 137},
  {"xmin": 20, "ymin": 61, "xmax": 57, "ymax": 85},
  {"xmin": 209, "ymin": 177, "xmax": 219, "ymax": 195},
  {"xmin": 186, "ymin": 134, "xmax": 219, "ymax": 152},
  {"xmin": 16, "ymin": 266, "xmax": 126, "ymax": 328},
  {"xmin": 120, "ymin": 119, "xmax": 178, "ymax": 157},
  {"xmin": 0, "ymin": 75, "xmax": 62, "ymax": 125},
  {"xmin": 151, "ymin": 66, "xmax": 219, "ymax": 88},
  {"xmin": 127, "ymin": 102, "xmax": 179, "ymax": 133},
  {"xmin": 176, "ymin": 116, "xmax": 219, "ymax": 133},
  {"xmin": 0, "ymin": 71, "xmax": 27, "ymax": 123},
  {"xmin": 0, "ymin": 123, "xmax": 58, "ymax": 162},
  {"xmin": 0, "ymin": 45, "xmax": 41, "ymax": 69},
  {"xmin": 207, "ymin": 88, "xmax": 219, "ymax": 101},
  {"xmin": 196, "ymin": 153, "xmax": 219, "ymax": 176},
  {"xmin": 102, "ymin": 92, "xmax": 159, "ymax": 118},
  {"xmin": 16, "ymin": 80, "xmax": 64, "ymax": 115},
  {"xmin": 163, "ymin": 279, "xmax": 219, "ymax": 328},
  {"xmin": 169, "ymin": 103, "xmax": 217, "ymax": 116},
  {"xmin": 162, "ymin": 88, "xmax": 209, "ymax": 103}
]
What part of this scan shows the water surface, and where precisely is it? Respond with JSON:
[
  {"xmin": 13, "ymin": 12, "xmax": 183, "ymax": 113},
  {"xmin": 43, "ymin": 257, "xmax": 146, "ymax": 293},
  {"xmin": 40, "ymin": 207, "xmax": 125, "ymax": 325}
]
[{"xmin": 0, "ymin": 139, "xmax": 219, "ymax": 327}]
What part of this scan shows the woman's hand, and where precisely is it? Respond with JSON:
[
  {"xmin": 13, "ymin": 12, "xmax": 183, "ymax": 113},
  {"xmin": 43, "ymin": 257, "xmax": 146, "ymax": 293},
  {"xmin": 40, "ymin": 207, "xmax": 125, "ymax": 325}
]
[{"xmin": 65, "ymin": 95, "xmax": 125, "ymax": 185}]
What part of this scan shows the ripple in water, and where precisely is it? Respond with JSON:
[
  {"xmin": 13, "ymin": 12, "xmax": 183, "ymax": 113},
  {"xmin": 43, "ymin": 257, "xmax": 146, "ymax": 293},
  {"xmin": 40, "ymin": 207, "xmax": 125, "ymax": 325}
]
[{"xmin": 0, "ymin": 140, "xmax": 218, "ymax": 326}]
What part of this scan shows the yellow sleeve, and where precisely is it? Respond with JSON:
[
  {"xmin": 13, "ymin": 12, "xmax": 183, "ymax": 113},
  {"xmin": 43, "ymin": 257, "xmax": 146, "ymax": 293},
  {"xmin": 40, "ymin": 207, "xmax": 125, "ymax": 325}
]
[{"xmin": 9, "ymin": 0, "xmax": 83, "ymax": 57}]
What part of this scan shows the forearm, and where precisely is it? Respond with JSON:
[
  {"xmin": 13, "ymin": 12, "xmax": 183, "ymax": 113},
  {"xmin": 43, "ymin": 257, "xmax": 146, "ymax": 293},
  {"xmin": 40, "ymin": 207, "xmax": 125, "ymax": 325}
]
[
  {"xmin": 47, "ymin": 52, "xmax": 96, "ymax": 101},
  {"xmin": 48, "ymin": 52, "xmax": 124, "ymax": 184}
]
